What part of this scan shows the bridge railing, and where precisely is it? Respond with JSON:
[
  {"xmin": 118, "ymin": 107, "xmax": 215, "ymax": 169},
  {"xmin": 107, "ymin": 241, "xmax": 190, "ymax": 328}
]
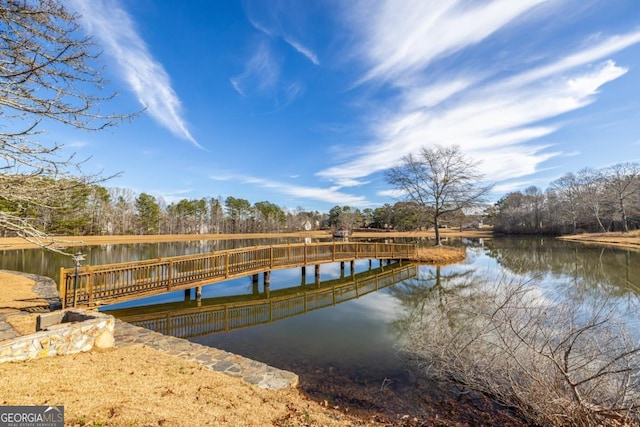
[
  {"xmin": 115, "ymin": 263, "xmax": 417, "ymax": 339},
  {"xmin": 59, "ymin": 241, "xmax": 417, "ymax": 308}
]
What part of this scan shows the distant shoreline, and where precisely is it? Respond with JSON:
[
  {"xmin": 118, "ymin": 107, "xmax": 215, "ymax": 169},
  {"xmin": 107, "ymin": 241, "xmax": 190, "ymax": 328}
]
[
  {"xmin": 0, "ymin": 229, "xmax": 493, "ymax": 251},
  {"xmin": 557, "ymin": 230, "xmax": 640, "ymax": 251},
  {"xmin": 2, "ymin": 228, "xmax": 638, "ymax": 251}
]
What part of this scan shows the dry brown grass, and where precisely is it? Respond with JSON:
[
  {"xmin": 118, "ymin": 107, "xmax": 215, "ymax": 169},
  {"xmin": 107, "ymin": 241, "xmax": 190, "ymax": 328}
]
[
  {"xmin": 557, "ymin": 230, "xmax": 640, "ymax": 250},
  {"xmin": 414, "ymin": 246, "xmax": 466, "ymax": 264},
  {"xmin": 352, "ymin": 228, "xmax": 494, "ymax": 240},
  {"xmin": 0, "ymin": 345, "xmax": 363, "ymax": 427},
  {"xmin": 0, "ymin": 272, "xmax": 47, "ymax": 333},
  {"xmin": 0, "ymin": 272, "xmax": 46, "ymax": 312}
]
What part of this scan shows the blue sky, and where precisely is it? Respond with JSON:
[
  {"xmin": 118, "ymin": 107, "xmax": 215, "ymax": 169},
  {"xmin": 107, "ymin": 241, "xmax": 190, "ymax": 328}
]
[{"xmin": 56, "ymin": 0, "xmax": 640, "ymax": 212}]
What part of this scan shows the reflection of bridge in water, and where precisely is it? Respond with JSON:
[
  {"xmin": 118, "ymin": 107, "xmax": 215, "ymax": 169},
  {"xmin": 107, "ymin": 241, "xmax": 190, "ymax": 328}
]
[
  {"xmin": 60, "ymin": 241, "xmax": 417, "ymax": 308},
  {"xmin": 104, "ymin": 261, "xmax": 417, "ymax": 339}
]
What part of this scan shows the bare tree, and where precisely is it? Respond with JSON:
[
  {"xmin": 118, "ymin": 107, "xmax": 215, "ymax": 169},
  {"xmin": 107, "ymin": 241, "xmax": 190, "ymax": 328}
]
[
  {"xmin": 385, "ymin": 145, "xmax": 493, "ymax": 245},
  {"xmin": 576, "ymin": 168, "xmax": 608, "ymax": 232},
  {"xmin": 399, "ymin": 272, "xmax": 640, "ymax": 426},
  {"xmin": 0, "ymin": 0, "xmax": 131, "ymax": 245},
  {"xmin": 603, "ymin": 162, "xmax": 640, "ymax": 233},
  {"xmin": 549, "ymin": 173, "xmax": 583, "ymax": 234}
]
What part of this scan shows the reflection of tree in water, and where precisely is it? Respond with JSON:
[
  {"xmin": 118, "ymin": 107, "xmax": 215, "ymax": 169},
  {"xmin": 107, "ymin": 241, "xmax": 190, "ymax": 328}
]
[
  {"xmin": 392, "ymin": 263, "xmax": 640, "ymax": 426},
  {"xmin": 484, "ymin": 238, "xmax": 640, "ymax": 299},
  {"xmin": 388, "ymin": 265, "xmax": 477, "ymax": 337}
]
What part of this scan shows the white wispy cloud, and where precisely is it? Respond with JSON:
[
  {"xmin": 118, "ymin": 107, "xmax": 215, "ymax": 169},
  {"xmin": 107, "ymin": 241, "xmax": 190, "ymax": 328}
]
[
  {"xmin": 317, "ymin": 2, "xmax": 640, "ymax": 191},
  {"xmin": 493, "ymin": 181, "xmax": 539, "ymax": 195},
  {"xmin": 504, "ymin": 30, "xmax": 640, "ymax": 89},
  {"xmin": 149, "ymin": 189, "xmax": 194, "ymax": 205},
  {"xmin": 66, "ymin": 140, "xmax": 89, "ymax": 149},
  {"xmin": 376, "ymin": 189, "xmax": 406, "ymax": 199},
  {"xmin": 352, "ymin": 0, "xmax": 548, "ymax": 83},
  {"xmin": 210, "ymin": 173, "xmax": 370, "ymax": 206},
  {"xmin": 69, "ymin": 0, "xmax": 200, "ymax": 148},
  {"xmin": 230, "ymin": 40, "xmax": 280, "ymax": 96},
  {"xmin": 230, "ymin": 38, "xmax": 305, "ymax": 112},
  {"xmin": 233, "ymin": 7, "xmax": 316, "ymax": 111},
  {"xmin": 246, "ymin": 7, "xmax": 319, "ymax": 66},
  {"xmin": 283, "ymin": 36, "xmax": 320, "ymax": 65}
]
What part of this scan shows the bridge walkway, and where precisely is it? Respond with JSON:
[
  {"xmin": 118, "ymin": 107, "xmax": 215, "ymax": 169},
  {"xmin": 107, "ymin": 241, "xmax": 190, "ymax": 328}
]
[{"xmin": 60, "ymin": 241, "xmax": 417, "ymax": 308}]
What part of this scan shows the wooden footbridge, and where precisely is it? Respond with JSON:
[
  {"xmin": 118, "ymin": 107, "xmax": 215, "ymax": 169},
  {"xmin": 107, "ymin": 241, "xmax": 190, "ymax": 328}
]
[
  {"xmin": 104, "ymin": 262, "xmax": 417, "ymax": 339},
  {"xmin": 60, "ymin": 241, "xmax": 418, "ymax": 308}
]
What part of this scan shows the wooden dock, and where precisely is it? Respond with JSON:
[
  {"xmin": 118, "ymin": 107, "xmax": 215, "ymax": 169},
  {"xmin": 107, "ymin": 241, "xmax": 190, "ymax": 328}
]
[{"xmin": 60, "ymin": 241, "xmax": 417, "ymax": 308}]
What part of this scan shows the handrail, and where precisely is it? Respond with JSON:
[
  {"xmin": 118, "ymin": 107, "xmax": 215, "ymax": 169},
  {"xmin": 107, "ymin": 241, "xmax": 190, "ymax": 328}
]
[
  {"xmin": 106, "ymin": 263, "xmax": 417, "ymax": 339},
  {"xmin": 60, "ymin": 241, "xmax": 417, "ymax": 308}
]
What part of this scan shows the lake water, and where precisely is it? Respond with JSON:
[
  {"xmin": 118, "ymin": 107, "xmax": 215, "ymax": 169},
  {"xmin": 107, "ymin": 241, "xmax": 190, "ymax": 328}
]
[{"xmin": 2, "ymin": 236, "xmax": 639, "ymax": 420}]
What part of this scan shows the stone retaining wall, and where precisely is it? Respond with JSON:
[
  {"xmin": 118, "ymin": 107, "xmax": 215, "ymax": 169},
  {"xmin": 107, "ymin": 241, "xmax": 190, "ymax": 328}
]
[{"xmin": 0, "ymin": 309, "xmax": 114, "ymax": 363}]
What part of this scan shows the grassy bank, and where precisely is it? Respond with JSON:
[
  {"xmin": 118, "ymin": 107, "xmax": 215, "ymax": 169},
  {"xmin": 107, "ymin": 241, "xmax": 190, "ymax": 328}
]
[{"xmin": 557, "ymin": 230, "xmax": 640, "ymax": 250}]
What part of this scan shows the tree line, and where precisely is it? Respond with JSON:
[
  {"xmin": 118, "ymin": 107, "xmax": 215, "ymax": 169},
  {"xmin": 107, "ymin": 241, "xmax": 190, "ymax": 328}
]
[
  {"xmin": 0, "ymin": 175, "xmax": 483, "ymax": 237},
  {"xmin": 492, "ymin": 162, "xmax": 640, "ymax": 234},
  {"xmin": 3, "ymin": 159, "xmax": 637, "ymax": 239},
  {"xmin": 0, "ymin": 179, "xmax": 325, "ymax": 236}
]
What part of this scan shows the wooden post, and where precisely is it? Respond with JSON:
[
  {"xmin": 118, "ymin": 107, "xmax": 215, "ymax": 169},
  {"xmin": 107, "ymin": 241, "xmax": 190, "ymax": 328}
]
[
  {"xmin": 350, "ymin": 260, "xmax": 355, "ymax": 276},
  {"xmin": 87, "ymin": 266, "xmax": 94, "ymax": 306},
  {"xmin": 263, "ymin": 270, "xmax": 270, "ymax": 286},
  {"xmin": 184, "ymin": 289, "xmax": 191, "ymax": 300},
  {"xmin": 59, "ymin": 268, "xmax": 67, "ymax": 309},
  {"xmin": 225, "ymin": 253, "xmax": 230, "ymax": 278},
  {"xmin": 340, "ymin": 261, "xmax": 345, "ymax": 278},
  {"xmin": 270, "ymin": 246, "xmax": 273, "ymax": 269},
  {"xmin": 196, "ymin": 286, "xmax": 202, "ymax": 301},
  {"xmin": 72, "ymin": 266, "xmax": 79, "ymax": 308}
]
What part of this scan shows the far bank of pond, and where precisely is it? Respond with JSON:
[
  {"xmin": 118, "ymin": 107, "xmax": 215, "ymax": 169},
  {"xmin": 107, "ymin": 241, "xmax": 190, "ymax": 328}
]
[
  {"xmin": 0, "ymin": 228, "xmax": 495, "ymax": 251},
  {"xmin": 557, "ymin": 229, "xmax": 640, "ymax": 250},
  {"xmin": 3, "ymin": 227, "xmax": 640, "ymax": 253}
]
